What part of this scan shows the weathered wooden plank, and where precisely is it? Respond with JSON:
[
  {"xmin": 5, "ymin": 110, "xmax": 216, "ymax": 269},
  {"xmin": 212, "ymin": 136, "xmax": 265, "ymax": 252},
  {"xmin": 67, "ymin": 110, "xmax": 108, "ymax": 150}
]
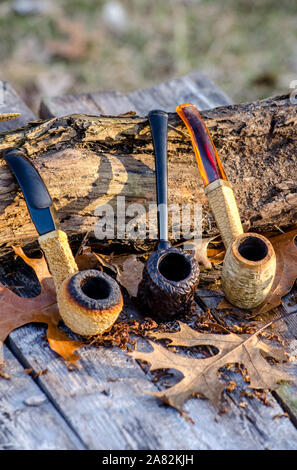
[
  {"xmin": 0, "ymin": 84, "xmax": 87, "ymax": 450},
  {"xmin": 272, "ymin": 292, "xmax": 297, "ymax": 425},
  {"xmin": 187, "ymin": 70, "xmax": 232, "ymax": 108},
  {"xmin": 39, "ymin": 71, "xmax": 232, "ymax": 120},
  {"xmin": 7, "ymin": 319, "xmax": 297, "ymax": 450},
  {"xmin": 40, "ymin": 91, "xmax": 136, "ymax": 119},
  {"xmin": 127, "ymin": 71, "xmax": 232, "ymax": 115},
  {"xmin": 128, "ymin": 77, "xmax": 213, "ymax": 115},
  {"xmin": 0, "ymin": 81, "xmax": 36, "ymax": 132},
  {"xmin": 0, "ymin": 345, "xmax": 84, "ymax": 450},
  {"xmin": 90, "ymin": 91, "xmax": 136, "ymax": 116},
  {"xmin": 128, "ymin": 78, "xmax": 206, "ymax": 115},
  {"xmin": 39, "ymin": 93, "xmax": 101, "ymax": 119}
]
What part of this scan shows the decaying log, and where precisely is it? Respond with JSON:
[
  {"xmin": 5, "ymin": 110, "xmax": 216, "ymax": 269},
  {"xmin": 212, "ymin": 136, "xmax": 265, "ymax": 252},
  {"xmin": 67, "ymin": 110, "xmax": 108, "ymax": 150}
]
[{"xmin": 0, "ymin": 94, "xmax": 296, "ymax": 255}]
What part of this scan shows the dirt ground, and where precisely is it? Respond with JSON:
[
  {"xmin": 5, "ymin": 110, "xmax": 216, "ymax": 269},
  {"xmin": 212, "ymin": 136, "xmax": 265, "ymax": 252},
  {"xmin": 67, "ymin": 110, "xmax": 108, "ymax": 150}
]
[{"xmin": 1, "ymin": 0, "xmax": 296, "ymax": 112}]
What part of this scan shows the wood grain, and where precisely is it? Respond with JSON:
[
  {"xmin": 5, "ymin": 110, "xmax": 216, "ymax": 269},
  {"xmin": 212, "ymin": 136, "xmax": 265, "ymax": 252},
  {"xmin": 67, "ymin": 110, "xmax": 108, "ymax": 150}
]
[{"xmin": 0, "ymin": 345, "xmax": 84, "ymax": 450}]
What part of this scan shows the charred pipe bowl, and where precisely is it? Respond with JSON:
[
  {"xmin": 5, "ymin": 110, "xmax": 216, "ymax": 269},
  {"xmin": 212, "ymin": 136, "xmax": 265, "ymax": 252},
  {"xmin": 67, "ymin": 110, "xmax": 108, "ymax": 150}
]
[
  {"xmin": 138, "ymin": 247, "xmax": 200, "ymax": 321},
  {"xmin": 57, "ymin": 269, "xmax": 123, "ymax": 336}
]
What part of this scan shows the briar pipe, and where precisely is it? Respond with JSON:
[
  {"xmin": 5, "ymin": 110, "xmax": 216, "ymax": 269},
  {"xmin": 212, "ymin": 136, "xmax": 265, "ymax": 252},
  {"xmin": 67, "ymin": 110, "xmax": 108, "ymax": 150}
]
[
  {"xmin": 137, "ymin": 110, "xmax": 200, "ymax": 321},
  {"xmin": 4, "ymin": 149, "xmax": 123, "ymax": 336}
]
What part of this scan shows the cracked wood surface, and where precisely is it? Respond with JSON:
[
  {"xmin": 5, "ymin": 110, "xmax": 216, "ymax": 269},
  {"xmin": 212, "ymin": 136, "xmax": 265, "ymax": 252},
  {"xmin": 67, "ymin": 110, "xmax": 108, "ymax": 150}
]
[{"xmin": 0, "ymin": 345, "xmax": 84, "ymax": 450}]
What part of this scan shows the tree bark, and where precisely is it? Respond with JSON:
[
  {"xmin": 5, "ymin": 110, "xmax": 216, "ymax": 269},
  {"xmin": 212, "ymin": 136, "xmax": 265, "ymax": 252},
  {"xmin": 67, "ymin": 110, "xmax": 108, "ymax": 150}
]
[{"xmin": 0, "ymin": 94, "xmax": 296, "ymax": 255}]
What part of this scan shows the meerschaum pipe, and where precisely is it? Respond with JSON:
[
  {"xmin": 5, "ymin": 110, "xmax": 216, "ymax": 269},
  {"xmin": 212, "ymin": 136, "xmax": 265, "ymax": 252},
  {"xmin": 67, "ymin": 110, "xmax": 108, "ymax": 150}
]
[
  {"xmin": 138, "ymin": 110, "xmax": 200, "ymax": 320},
  {"xmin": 4, "ymin": 149, "xmax": 123, "ymax": 336},
  {"xmin": 176, "ymin": 103, "xmax": 243, "ymax": 249}
]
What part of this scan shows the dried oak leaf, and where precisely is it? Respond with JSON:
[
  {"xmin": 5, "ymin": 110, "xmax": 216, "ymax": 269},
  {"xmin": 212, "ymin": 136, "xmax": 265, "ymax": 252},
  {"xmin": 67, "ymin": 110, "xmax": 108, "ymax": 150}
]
[
  {"xmin": 129, "ymin": 322, "xmax": 291, "ymax": 411},
  {"xmin": 0, "ymin": 247, "xmax": 82, "ymax": 365},
  {"xmin": 75, "ymin": 246, "xmax": 104, "ymax": 271},
  {"xmin": 183, "ymin": 237, "xmax": 224, "ymax": 269},
  {"xmin": 254, "ymin": 229, "xmax": 297, "ymax": 314},
  {"xmin": 116, "ymin": 255, "xmax": 144, "ymax": 298}
]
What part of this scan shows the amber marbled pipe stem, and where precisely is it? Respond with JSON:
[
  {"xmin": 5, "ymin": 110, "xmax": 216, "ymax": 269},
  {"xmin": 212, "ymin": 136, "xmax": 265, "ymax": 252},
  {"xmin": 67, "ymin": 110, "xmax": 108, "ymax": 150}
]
[{"xmin": 176, "ymin": 103, "xmax": 243, "ymax": 249}]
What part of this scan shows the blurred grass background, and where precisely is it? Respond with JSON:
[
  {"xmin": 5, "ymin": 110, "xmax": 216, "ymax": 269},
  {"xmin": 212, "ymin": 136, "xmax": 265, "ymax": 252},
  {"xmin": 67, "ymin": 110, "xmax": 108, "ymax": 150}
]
[{"xmin": 0, "ymin": 0, "xmax": 296, "ymax": 112}]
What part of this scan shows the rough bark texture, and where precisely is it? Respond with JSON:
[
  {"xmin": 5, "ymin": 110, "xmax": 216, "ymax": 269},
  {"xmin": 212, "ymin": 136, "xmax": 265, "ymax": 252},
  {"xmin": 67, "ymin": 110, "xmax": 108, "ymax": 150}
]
[{"xmin": 0, "ymin": 94, "xmax": 296, "ymax": 255}]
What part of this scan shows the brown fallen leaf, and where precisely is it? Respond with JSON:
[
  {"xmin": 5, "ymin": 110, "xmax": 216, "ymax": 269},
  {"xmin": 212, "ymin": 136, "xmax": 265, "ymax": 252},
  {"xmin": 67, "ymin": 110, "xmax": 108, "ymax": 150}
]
[
  {"xmin": 207, "ymin": 246, "xmax": 225, "ymax": 265},
  {"xmin": 0, "ymin": 247, "xmax": 82, "ymax": 365},
  {"xmin": 216, "ymin": 297, "xmax": 234, "ymax": 310},
  {"xmin": 76, "ymin": 248, "xmax": 144, "ymax": 298},
  {"xmin": 116, "ymin": 255, "xmax": 144, "ymax": 297},
  {"xmin": 129, "ymin": 321, "xmax": 292, "ymax": 411},
  {"xmin": 183, "ymin": 237, "xmax": 224, "ymax": 269},
  {"xmin": 254, "ymin": 229, "xmax": 297, "ymax": 314},
  {"xmin": 75, "ymin": 246, "xmax": 104, "ymax": 271}
]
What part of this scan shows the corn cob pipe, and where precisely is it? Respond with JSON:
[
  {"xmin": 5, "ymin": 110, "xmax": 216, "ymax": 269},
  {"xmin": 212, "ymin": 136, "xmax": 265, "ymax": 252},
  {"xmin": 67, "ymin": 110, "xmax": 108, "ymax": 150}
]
[{"xmin": 4, "ymin": 149, "xmax": 123, "ymax": 336}]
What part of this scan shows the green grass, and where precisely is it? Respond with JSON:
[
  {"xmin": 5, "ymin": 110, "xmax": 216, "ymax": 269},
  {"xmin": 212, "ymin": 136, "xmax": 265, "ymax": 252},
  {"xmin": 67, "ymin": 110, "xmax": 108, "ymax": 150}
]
[{"xmin": 1, "ymin": 0, "xmax": 296, "ymax": 111}]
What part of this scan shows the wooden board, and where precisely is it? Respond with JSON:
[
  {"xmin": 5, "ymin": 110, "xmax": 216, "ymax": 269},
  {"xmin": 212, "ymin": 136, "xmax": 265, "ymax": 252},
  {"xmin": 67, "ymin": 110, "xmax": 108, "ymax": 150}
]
[
  {"xmin": 39, "ymin": 70, "xmax": 232, "ymax": 118},
  {"xmin": 0, "ymin": 88, "xmax": 85, "ymax": 450},
  {"xmin": 0, "ymin": 81, "xmax": 36, "ymax": 132},
  {"xmin": 127, "ymin": 71, "xmax": 232, "ymax": 114},
  {"xmin": 0, "ymin": 345, "xmax": 84, "ymax": 450}
]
